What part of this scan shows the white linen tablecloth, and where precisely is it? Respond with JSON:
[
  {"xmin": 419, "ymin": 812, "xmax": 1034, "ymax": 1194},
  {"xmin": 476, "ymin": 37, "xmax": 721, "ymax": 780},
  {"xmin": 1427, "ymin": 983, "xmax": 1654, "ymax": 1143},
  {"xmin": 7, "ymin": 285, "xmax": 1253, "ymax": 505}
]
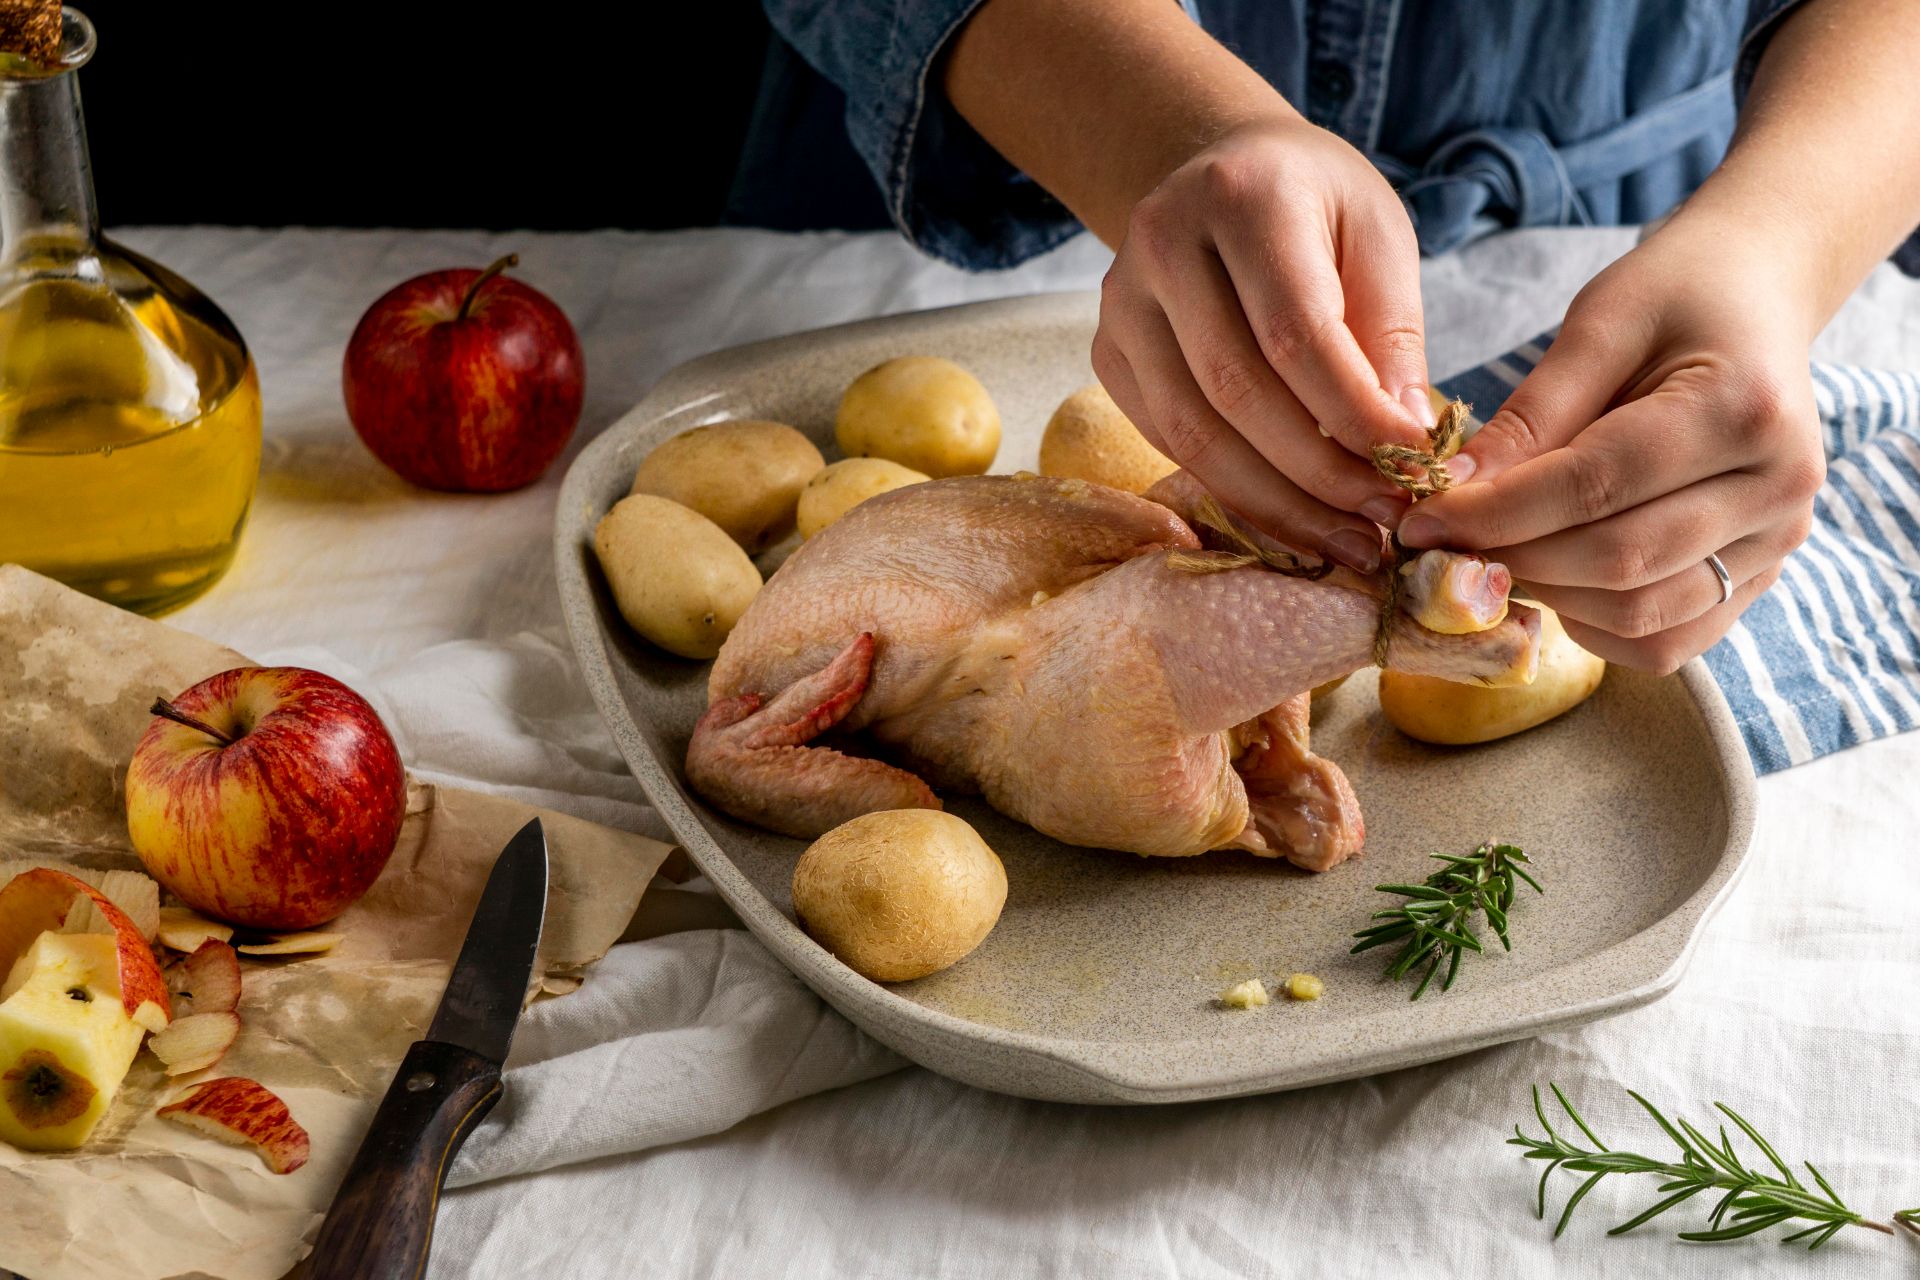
[{"xmin": 118, "ymin": 223, "xmax": 1920, "ymax": 1279}]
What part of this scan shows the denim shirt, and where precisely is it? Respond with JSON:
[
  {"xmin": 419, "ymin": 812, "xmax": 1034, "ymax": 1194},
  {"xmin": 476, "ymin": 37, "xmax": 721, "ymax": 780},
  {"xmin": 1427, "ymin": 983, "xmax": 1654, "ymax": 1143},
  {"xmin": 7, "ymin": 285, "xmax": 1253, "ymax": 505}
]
[{"xmin": 740, "ymin": 0, "xmax": 1920, "ymax": 276}]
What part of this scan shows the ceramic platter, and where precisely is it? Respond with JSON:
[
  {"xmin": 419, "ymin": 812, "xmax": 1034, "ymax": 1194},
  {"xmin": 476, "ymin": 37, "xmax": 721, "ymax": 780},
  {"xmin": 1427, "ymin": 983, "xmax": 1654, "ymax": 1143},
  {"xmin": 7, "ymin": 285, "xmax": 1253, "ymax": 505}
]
[{"xmin": 554, "ymin": 292, "xmax": 1755, "ymax": 1104}]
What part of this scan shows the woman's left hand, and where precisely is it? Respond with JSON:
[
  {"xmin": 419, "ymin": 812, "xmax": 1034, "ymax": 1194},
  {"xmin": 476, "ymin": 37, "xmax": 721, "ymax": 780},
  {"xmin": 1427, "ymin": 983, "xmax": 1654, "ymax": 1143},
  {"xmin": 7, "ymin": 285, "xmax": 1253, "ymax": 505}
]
[{"xmin": 1397, "ymin": 222, "xmax": 1827, "ymax": 673}]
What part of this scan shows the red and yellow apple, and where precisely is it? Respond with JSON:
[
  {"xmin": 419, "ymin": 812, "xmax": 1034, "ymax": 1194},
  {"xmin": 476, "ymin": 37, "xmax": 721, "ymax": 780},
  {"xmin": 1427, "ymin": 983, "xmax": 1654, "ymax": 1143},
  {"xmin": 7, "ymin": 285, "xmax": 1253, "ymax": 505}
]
[
  {"xmin": 125, "ymin": 667, "xmax": 408, "ymax": 931},
  {"xmin": 343, "ymin": 253, "xmax": 585, "ymax": 492},
  {"xmin": 0, "ymin": 868, "xmax": 171, "ymax": 1150}
]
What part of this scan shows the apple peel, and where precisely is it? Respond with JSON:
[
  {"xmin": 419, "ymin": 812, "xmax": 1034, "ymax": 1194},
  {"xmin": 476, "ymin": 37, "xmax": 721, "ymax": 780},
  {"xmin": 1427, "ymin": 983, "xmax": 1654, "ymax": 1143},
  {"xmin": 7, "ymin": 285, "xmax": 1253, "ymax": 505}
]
[
  {"xmin": 0, "ymin": 869, "xmax": 170, "ymax": 1031},
  {"xmin": 236, "ymin": 932, "xmax": 342, "ymax": 958},
  {"xmin": 167, "ymin": 940, "xmax": 241, "ymax": 1017},
  {"xmin": 158, "ymin": 1077, "xmax": 310, "ymax": 1174},
  {"xmin": 156, "ymin": 906, "xmax": 235, "ymax": 954},
  {"xmin": 0, "ymin": 861, "xmax": 162, "ymax": 942},
  {"xmin": 147, "ymin": 1012, "xmax": 240, "ymax": 1076}
]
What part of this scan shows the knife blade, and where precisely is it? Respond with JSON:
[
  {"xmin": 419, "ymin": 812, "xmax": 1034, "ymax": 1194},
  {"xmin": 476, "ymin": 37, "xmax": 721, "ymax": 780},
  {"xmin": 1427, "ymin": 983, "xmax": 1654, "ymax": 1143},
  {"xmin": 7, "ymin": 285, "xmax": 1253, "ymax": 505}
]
[
  {"xmin": 425, "ymin": 818, "xmax": 549, "ymax": 1063},
  {"xmin": 306, "ymin": 818, "xmax": 549, "ymax": 1280}
]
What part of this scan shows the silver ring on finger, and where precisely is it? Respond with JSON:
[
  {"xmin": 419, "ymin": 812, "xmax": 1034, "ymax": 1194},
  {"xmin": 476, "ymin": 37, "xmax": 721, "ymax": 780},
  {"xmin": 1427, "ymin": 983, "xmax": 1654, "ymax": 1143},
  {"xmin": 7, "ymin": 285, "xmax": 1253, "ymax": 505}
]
[{"xmin": 1705, "ymin": 552, "xmax": 1734, "ymax": 606}]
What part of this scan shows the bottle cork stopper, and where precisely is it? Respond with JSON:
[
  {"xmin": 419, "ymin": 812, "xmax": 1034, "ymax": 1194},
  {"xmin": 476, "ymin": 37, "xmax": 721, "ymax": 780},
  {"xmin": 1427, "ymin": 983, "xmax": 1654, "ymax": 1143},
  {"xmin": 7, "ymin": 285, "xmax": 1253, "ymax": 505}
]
[{"xmin": 0, "ymin": 0, "xmax": 59, "ymax": 65}]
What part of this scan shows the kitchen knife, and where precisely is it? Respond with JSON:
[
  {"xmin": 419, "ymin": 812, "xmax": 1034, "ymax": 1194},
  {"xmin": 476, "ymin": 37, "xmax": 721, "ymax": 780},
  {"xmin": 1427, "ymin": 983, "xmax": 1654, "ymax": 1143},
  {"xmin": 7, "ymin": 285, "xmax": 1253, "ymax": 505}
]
[{"xmin": 307, "ymin": 817, "xmax": 549, "ymax": 1280}]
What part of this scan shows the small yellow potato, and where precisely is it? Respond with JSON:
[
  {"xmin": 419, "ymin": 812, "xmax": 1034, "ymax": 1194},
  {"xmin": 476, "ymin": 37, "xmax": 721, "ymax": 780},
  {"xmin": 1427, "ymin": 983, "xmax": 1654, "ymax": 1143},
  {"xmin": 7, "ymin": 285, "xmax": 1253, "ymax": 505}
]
[
  {"xmin": 593, "ymin": 494, "xmax": 761, "ymax": 660},
  {"xmin": 835, "ymin": 356, "xmax": 1000, "ymax": 478},
  {"xmin": 1379, "ymin": 607, "xmax": 1605, "ymax": 745},
  {"xmin": 1038, "ymin": 384, "xmax": 1178, "ymax": 494},
  {"xmin": 628, "ymin": 420, "xmax": 825, "ymax": 555},
  {"xmin": 1310, "ymin": 674, "xmax": 1350, "ymax": 702},
  {"xmin": 796, "ymin": 457, "xmax": 930, "ymax": 539},
  {"xmin": 792, "ymin": 809, "xmax": 1007, "ymax": 983}
]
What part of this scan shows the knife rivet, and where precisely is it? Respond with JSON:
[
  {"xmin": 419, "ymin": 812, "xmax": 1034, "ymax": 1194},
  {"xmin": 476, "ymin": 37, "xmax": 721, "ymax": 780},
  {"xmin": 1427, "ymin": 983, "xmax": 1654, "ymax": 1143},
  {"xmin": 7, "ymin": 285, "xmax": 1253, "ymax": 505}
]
[{"xmin": 406, "ymin": 1071, "xmax": 437, "ymax": 1092}]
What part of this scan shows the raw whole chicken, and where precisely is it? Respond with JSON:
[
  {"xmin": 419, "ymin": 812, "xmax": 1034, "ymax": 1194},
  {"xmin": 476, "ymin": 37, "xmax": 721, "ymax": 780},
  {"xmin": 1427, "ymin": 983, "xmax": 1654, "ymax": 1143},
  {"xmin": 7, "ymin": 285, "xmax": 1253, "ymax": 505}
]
[{"xmin": 687, "ymin": 472, "xmax": 1539, "ymax": 871}]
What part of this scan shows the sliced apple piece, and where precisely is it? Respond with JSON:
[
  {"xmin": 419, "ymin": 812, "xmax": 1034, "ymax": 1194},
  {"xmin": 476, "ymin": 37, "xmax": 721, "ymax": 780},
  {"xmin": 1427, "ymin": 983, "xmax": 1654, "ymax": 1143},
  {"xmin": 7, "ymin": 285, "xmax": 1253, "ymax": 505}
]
[
  {"xmin": 147, "ymin": 1012, "xmax": 239, "ymax": 1076},
  {"xmin": 158, "ymin": 1077, "xmax": 309, "ymax": 1174},
  {"xmin": 0, "ymin": 932, "xmax": 146, "ymax": 1150},
  {"xmin": 0, "ymin": 869, "xmax": 169, "ymax": 1032},
  {"xmin": 166, "ymin": 940, "xmax": 242, "ymax": 1018},
  {"xmin": 60, "ymin": 895, "xmax": 102, "ymax": 935},
  {"xmin": 156, "ymin": 906, "xmax": 235, "ymax": 954},
  {"xmin": 236, "ymin": 932, "xmax": 342, "ymax": 958}
]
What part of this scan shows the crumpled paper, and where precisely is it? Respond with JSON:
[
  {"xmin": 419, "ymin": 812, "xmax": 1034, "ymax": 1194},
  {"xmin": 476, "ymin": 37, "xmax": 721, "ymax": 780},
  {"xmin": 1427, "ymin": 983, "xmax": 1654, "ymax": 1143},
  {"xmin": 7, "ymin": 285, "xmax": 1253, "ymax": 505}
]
[{"xmin": 0, "ymin": 565, "xmax": 674, "ymax": 1280}]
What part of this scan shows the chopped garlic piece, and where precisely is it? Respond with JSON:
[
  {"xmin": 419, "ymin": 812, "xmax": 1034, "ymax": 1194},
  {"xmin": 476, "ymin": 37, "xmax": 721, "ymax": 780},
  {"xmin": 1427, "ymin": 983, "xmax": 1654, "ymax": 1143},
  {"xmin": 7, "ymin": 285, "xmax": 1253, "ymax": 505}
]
[
  {"xmin": 1030, "ymin": 591, "xmax": 1050, "ymax": 607},
  {"xmin": 1284, "ymin": 973, "xmax": 1324, "ymax": 1001},
  {"xmin": 1218, "ymin": 978, "xmax": 1269, "ymax": 1010}
]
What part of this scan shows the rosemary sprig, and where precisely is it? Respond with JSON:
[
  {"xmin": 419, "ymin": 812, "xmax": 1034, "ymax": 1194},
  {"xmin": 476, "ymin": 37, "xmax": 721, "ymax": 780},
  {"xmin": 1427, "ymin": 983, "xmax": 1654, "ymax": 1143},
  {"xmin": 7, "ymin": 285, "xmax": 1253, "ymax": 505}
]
[
  {"xmin": 1897, "ymin": 1207, "xmax": 1920, "ymax": 1239},
  {"xmin": 1511, "ymin": 1084, "xmax": 1896, "ymax": 1248},
  {"xmin": 1350, "ymin": 840, "xmax": 1539, "ymax": 999}
]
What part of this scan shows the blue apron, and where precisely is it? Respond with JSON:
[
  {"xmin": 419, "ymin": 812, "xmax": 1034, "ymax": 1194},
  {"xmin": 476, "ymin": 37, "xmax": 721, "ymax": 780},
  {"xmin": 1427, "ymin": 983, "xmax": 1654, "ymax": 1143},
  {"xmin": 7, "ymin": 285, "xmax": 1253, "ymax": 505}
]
[
  {"xmin": 1380, "ymin": 72, "xmax": 1735, "ymax": 255},
  {"xmin": 736, "ymin": 0, "xmax": 1912, "ymax": 275}
]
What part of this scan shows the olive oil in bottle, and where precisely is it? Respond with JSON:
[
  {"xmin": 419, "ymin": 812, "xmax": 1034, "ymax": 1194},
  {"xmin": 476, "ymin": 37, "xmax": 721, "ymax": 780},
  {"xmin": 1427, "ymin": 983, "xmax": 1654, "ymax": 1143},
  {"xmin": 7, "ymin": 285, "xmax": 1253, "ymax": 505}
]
[{"xmin": 0, "ymin": 11, "xmax": 262, "ymax": 615}]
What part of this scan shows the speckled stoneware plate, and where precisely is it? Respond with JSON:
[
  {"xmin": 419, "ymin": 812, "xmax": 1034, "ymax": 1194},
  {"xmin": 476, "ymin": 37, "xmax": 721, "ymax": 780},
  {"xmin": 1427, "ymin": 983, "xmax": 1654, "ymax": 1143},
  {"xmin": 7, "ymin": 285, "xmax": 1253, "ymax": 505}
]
[{"xmin": 554, "ymin": 292, "xmax": 1756, "ymax": 1105}]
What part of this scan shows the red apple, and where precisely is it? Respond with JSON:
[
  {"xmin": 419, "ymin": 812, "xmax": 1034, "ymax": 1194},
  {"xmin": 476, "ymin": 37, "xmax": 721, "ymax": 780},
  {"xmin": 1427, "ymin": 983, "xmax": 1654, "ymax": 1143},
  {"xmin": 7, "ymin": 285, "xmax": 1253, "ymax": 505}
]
[
  {"xmin": 342, "ymin": 253, "xmax": 584, "ymax": 492},
  {"xmin": 124, "ymin": 668, "xmax": 408, "ymax": 931}
]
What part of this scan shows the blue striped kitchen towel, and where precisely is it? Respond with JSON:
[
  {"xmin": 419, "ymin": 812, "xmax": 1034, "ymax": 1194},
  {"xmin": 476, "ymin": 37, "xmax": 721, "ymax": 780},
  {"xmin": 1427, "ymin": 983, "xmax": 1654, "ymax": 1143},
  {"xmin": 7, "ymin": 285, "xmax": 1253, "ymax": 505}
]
[{"xmin": 1437, "ymin": 333, "xmax": 1920, "ymax": 775}]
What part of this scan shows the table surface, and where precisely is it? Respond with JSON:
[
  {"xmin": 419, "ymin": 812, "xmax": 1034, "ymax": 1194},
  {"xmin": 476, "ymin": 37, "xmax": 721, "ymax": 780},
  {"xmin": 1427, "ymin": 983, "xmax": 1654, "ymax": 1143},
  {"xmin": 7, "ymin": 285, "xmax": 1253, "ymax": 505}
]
[{"xmin": 121, "ymin": 222, "xmax": 1920, "ymax": 1280}]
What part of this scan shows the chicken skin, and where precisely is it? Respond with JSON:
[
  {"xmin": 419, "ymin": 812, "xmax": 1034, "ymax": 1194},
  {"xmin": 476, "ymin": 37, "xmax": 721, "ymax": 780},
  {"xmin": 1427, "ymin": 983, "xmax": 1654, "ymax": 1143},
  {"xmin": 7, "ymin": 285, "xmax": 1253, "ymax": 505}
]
[{"xmin": 688, "ymin": 473, "xmax": 1539, "ymax": 871}]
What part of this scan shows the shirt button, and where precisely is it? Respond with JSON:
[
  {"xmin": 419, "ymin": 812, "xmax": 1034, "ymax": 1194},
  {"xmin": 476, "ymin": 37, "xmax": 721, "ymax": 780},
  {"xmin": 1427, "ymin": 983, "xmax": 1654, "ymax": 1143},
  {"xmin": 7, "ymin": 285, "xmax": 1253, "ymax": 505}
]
[{"xmin": 1311, "ymin": 59, "xmax": 1355, "ymax": 103}]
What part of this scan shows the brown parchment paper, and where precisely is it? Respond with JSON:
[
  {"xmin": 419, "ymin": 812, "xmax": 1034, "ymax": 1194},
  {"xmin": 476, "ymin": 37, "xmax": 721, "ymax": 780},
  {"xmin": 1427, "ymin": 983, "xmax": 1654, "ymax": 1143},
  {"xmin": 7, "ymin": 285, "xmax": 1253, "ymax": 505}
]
[{"xmin": 0, "ymin": 565, "xmax": 675, "ymax": 1280}]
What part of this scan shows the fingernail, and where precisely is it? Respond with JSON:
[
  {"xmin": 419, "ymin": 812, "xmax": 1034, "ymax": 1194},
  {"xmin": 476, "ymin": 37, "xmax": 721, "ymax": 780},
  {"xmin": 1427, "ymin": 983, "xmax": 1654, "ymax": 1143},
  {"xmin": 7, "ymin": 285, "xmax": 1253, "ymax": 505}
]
[
  {"xmin": 1445, "ymin": 453, "xmax": 1477, "ymax": 483},
  {"xmin": 1324, "ymin": 528, "xmax": 1382, "ymax": 574},
  {"xmin": 1400, "ymin": 385, "xmax": 1433, "ymax": 422},
  {"xmin": 1361, "ymin": 497, "xmax": 1405, "ymax": 527},
  {"xmin": 1399, "ymin": 512, "xmax": 1444, "ymax": 548}
]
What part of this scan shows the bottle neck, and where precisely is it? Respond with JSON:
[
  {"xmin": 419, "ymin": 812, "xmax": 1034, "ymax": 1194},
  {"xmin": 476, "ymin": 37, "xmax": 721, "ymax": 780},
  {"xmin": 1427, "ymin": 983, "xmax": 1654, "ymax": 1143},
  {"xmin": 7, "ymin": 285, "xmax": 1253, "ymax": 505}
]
[{"xmin": 0, "ymin": 64, "xmax": 100, "ymax": 266}]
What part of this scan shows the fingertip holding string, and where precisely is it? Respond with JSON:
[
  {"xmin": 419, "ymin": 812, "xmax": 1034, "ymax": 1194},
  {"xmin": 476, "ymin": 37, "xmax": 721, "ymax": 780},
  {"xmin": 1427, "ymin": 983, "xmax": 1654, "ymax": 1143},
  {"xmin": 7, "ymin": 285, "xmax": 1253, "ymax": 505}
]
[{"xmin": 1399, "ymin": 384, "xmax": 1436, "ymax": 427}]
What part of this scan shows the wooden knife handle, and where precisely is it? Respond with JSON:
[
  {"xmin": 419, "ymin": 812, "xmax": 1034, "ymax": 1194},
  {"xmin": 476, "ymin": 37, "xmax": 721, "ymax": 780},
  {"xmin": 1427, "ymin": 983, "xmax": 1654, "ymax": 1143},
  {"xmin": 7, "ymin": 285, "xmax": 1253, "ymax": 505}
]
[{"xmin": 306, "ymin": 1039, "xmax": 503, "ymax": 1280}]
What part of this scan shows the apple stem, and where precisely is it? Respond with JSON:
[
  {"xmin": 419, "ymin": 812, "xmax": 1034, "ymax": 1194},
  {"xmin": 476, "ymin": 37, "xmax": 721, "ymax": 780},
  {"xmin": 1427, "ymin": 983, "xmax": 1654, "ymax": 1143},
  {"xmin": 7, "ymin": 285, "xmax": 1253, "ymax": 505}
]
[
  {"xmin": 456, "ymin": 253, "xmax": 519, "ymax": 321},
  {"xmin": 148, "ymin": 698, "xmax": 235, "ymax": 747}
]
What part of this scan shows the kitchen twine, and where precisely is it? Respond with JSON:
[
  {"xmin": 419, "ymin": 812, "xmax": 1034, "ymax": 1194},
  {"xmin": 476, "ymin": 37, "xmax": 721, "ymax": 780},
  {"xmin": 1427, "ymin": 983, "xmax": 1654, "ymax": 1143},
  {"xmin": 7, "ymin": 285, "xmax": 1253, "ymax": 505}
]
[
  {"xmin": 1369, "ymin": 400, "xmax": 1472, "ymax": 666},
  {"xmin": 1171, "ymin": 498, "xmax": 1337, "ymax": 579}
]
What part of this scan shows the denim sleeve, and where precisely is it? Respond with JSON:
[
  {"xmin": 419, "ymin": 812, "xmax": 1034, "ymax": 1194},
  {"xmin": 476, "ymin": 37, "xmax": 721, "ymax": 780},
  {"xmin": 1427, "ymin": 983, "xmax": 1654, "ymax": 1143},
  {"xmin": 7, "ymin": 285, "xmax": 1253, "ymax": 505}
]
[
  {"xmin": 759, "ymin": 0, "xmax": 1084, "ymax": 270},
  {"xmin": 1737, "ymin": 0, "xmax": 1920, "ymax": 276}
]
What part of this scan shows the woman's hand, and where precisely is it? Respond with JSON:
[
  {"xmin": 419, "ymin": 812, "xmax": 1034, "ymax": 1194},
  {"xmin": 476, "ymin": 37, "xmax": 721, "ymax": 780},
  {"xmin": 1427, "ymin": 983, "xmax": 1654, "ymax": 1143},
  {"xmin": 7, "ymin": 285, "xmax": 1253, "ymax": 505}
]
[
  {"xmin": 1091, "ymin": 117, "xmax": 1435, "ymax": 573},
  {"xmin": 1399, "ymin": 222, "xmax": 1826, "ymax": 673}
]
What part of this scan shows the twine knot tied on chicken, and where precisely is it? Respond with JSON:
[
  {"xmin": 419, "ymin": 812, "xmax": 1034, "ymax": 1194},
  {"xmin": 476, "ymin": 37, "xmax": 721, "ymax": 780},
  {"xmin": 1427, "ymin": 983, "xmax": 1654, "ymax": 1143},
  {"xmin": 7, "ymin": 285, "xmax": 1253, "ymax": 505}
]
[{"xmin": 1367, "ymin": 399, "xmax": 1472, "ymax": 667}]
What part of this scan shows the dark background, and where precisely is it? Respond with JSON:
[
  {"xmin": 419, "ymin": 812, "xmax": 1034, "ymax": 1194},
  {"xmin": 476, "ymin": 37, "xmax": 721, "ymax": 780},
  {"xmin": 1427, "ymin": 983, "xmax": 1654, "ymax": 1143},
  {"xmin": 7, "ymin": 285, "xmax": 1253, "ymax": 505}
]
[{"xmin": 79, "ymin": 1, "xmax": 776, "ymax": 229}]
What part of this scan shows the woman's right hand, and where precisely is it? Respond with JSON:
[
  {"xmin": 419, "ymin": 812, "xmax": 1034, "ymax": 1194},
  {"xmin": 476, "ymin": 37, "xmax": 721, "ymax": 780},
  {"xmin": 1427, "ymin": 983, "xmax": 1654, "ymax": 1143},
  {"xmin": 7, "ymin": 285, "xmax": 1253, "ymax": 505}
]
[{"xmin": 1092, "ymin": 116, "xmax": 1437, "ymax": 573}]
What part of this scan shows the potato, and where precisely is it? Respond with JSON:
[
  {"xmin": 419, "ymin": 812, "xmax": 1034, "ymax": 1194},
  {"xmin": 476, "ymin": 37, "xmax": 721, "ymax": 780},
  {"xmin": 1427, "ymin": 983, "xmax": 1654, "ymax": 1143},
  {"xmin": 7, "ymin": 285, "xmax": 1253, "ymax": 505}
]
[
  {"xmin": 796, "ymin": 457, "xmax": 930, "ymax": 539},
  {"xmin": 593, "ymin": 494, "xmax": 761, "ymax": 660},
  {"xmin": 1379, "ymin": 606, "xmax": 1605, "ymax": 745},
  {"xmin": 628, "ymin": 419, "xmax": 824, "ymax": 555},
  {"xmin": 1038, "ymin": 384, "xmax": 1177, "ymax": 494},
  {"xmin": 835, "ymin": 356, "xmax": 1000, "ymax": 478},
  {"xmin": 1311, "ymin": 674, "xmax": 1350, "ymax": 702},
  {"xmin": 792, "ymin": 809, "xmax": 1007, "ymax": 983}
]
